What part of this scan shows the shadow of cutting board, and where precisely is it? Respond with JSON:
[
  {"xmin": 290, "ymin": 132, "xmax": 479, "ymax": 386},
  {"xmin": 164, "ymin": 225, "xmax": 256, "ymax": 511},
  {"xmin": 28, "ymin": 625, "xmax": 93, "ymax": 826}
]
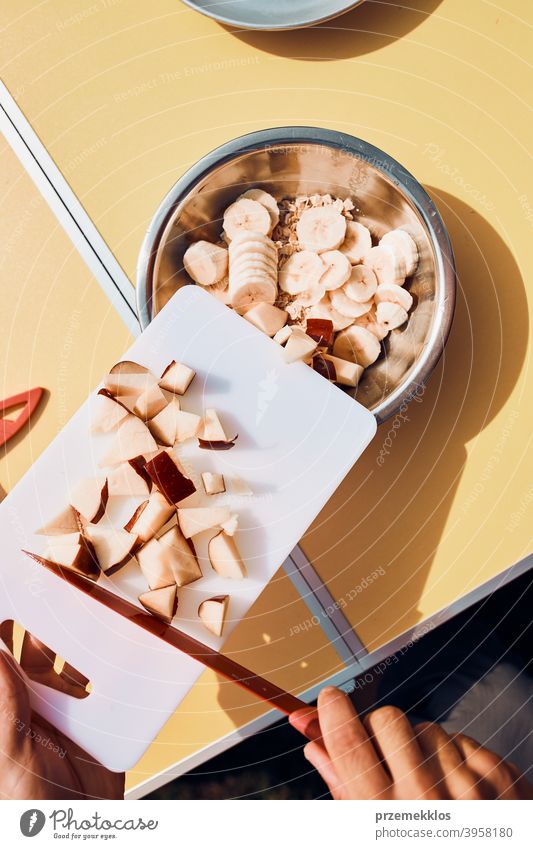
[{"xmin": 0, "ymin": 286, "xmax": 375, "ymax": 770}]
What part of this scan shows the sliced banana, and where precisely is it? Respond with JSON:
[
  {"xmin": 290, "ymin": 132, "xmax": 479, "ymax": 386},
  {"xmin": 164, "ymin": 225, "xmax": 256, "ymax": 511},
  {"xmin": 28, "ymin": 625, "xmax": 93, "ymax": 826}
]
[
  {"xmin": 363, "ymin": 245, "xmax": 406, "ymax": 286},
  {"xmin": 330, "ymin": 289, "xmax": 373, "ymax": 319},
  {"xmin": 374, "ymin": 283, "xmax": 413, "ymax": 312},
  {"xmin": 319, "ymin": 250, "xmax": 351, "ymax": 291},
  {"xmin": 183, "ymin": 241, "xmax": 228, "ymax": 286},
  {"xmin": 239, "ymin": 189, "xmax": 279, "ymax": 230},
  {"xmin": 339, "ymin": 221, "xmax": 372, "ymax": 264},
  {"xmin": 297, "ymin": 207, "xmax": 347, "ymax": 254},
  {"xmin": 279, "ymin": 250, "xmax": 324, "ymax": 295},
  {"xmin": 230, "ymin": 252, "xmax": 277, "ymax": 276},
  {"xmin": 343, "ymin": 264, "xmax": 378, "ymax": 302},
  {"xmin": 292, "ymin": 284, "xmax": 326, "ymax": 308},
  {"xmin": 333, "ymin": 324, "xmax": 381, "ymax": 368},
  {"xmin": 306, "ymin": 296, "xmax": 354, "ymax": 332},
  {"xmin": 228, "ymin": 235, "xmax": 277, "ymax": 263},
  {"xmin": 375, "ymin": 300, "xmax": 408, "ymax": 330},
  {"xmin": 354, "ymin": 307, "xmax": 389, "ymax": 341},
  {"xmin": 223, "ymin": 199, "xmax": 272, "ymax": 242},
  {"xmin": 380, "ymin": 229, "xmax": 418, "ymax": 276},
  {"xmin": 229, "ymin": 268, "xmax": 277, "ymax": 311}
]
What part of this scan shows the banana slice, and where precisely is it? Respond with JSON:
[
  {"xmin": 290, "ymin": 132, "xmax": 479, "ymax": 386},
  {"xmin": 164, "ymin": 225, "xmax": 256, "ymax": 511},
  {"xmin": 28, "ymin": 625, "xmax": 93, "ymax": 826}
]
[
  {"xmin": 363, "ymin": 245, "xmax": 406, "ymax": 286},
  {"xmin": 223, "ymin": 199, "xmax": 272, "ymax": 242},
  {"xmin": 279, "ymin": 251, "xmax": 324, "ymax": 294},
  {"xmin": 240, "ymin": 189, "xmax": 279, "ymax": 230},
  {"xmin": 306, "ymin": 296, "xmax": 354, "ymax": 332},
  {"xmin": 343, "ymin": 264, "xmax": 378, "ymax": 302},
  {"xmin": 230, "ymin": 253, "xmax": 278, "ymax": 277},
  {"xmin": 333, "ymin": 325, "xmax": 381, "ymax": 367},
  {"xmin": 228, "ymin": 235, "xmax": 277, "ymax": 263},
  {"xmin": 292, "ymin": 283, "xmax": 326, "ymax": 308},
  {"xmin": 354, "ymin": 307, "xmax": 389, "ymax": 341},
  {"xmin": 380, "ymin": 229, "xmax": 418, "ymax": 276},
  {"xmin": 339, "ymin": 221, "xmax": 372, "ymax": 264},
  {"xmin": 183, "ymin": 241, "xmax": 228, "ymax": 286},
  {"xmin": 297, "ymin": 207, "xmax": 347, "ymax": 254},
  {"xmin": 376, "ymin": 300, "xmax": 408, "ymax": 330},
  {"xmin": 374, "ymin": 283, "xmax": 413, "ymax": 312},
  {"xmin": 319, "ymin": 250, "xmax": 351, "ymax": 291},
  {"xmin": 229, "ymin": 270, "xmax": 277, "ymax": 311},
  {"xmin": 330, "ymin": 289, "xmax": 373, "ymax": 319}
]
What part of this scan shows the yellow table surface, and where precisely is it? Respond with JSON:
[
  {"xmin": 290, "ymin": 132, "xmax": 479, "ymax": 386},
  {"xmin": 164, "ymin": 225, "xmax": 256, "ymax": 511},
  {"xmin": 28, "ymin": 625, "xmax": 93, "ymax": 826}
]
[{"xmin": 1, "ymin": 0, "xmax": 531, "ymax": 793}]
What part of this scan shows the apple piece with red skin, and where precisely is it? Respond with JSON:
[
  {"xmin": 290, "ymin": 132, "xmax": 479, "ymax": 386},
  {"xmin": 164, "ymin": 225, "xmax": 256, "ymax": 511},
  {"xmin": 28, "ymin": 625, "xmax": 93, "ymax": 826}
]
[
  {"xmin": 107, "ymin": 457, "xmax": 152, "ymax": 497},
  {"xmin": 198, "ymin": 595, "xmax": 229, "ymax": 637},
  {"xmin": 91, "ymin": 390, "xmax": 130, "ymax": 433},
  {"xmin": 282, "ymin": 328, "xmax": 318, "ymax": 364},
  {"xmin": 208, "ymin": 531, "xmax": 247, "ymax": 579},
  {"xmin": 133, "ymin": 383, "xmax": 168, "ymax": 421},
  {"xmin": 177, "ymin": 506, "xmax": 231, "ymax": 539},
  {"xmin": 36, "ymin": 505, "xmax": 82, "ymax": 535},
  {"xmin": 109, "ymin": 360, "xmax": 150, "ymax": 375},
  {"xmin": 69, "ymin": 477, "xmax": 108, "ymax": 523},
  {"xmin": 175, "ymin": 410, "xmax": 201, "ymax": 443},
  {"xmin": 147, "ymin": 398, "xmax": 181, "ymax": 446},
  {"xmin": 159, "ymin": 361, "xmax": 196, "ymax": 396},
  {"xmin": 144, "ymin": 450, "xmax": 196, "ymax": 505},
  {"xmin": 103, "ymin": 371, "xmax": 157, "ymax": 399},
  {"xmin": 198, "ymin": 408, "xmax": 228, "ymax": 442},
  {"xmin": 84, "ymin": 525, "xmax": 137, "ymax": 575},
  {"xmin": 124, "ymin": 490, "xmax": 175, "ymax": 543},
  {"xmin": 99, "ymin": 415, "xmax": 158, "ymax": 466},
  {"xmin": 138, "ymin": 584, "xmax": 177, "ymax": 624},
  {"xmin": 305, "ymin": 318, "xmax": 334, "ymax": 348},
  {"xmin": 39, "ymin": 533, "xmax": 100, "ymax": 581}
]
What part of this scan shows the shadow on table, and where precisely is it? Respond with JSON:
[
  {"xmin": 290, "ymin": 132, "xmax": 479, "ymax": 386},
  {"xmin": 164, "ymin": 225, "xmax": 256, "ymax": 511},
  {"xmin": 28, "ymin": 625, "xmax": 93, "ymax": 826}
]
[
  {"xmin": 224, "ymin": 0, "xmax": 444, "ymax": 61},
  {"xmin": 300, "ymin": 187, "xmax": 529, "ymax": 649}
]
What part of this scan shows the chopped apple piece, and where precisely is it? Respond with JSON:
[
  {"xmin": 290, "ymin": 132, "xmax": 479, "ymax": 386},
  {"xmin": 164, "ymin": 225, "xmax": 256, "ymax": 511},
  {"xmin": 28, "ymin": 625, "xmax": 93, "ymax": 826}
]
[
  {"xmin": 36, "ymin": 505, "xmax": 81, "ymax": 535},
  {"xmin": 175, "ymin": 410, "xmax": 201, "ymax": 443},
  {"xmin": 208, "ymin": 531, "xmax": 247, "ymax": 579},
  {"xmin": 323, "ymin": 354, "xmax": 364, "ymax": 388},
  {"xmin": 177, "ymin": 506, "xmax": 231, "ymax": 539},
  {"xmin": 133, "ymin": 383, "xmax": 168, "ymax": 421},
  {"xmin": 138, "ymin": 585, "xmax": 177, "ymax": 624},
  {"xmin": 220, "ymin": 514, "xmax": 238, "ymax": 536},
  {"xmin": 84, "ymin": 525, "xmax": 137, "ymax": 575},
  {"xmin": 159, "ymin": 525, "xmax": 202, "ymax": 586},
  {"xmin": 69, "ymin": 477, "xmax": 108, "ymax": 523},
  {"xmin": 99, "ymin": 415, "xmax": 158, "ymax": 466},
  {"xmin": 147, "ymin": 398, "xmax": 181, "ymax": 446},
  {"xmin": 91, "ymin": 391, "xmax": 129, "ymax": 433},
  {"xmin": 312, "ymin": 354, "xmax": 337, "ymax": 381},
  {"xmin": 198, "ymin": 595, "xmax": 229, "ymax": 637},
  {"xmin": 44, "ymin": 534, "xmax": 100, "ymax": 580},
  {"xmin": 230, "ymin": 476, "xmax": 253, "ymax": 496},
  {"xmin": 124, "ymin": 490, "xmax": 175, "ymax": 543},
  {"xmin": 144, "ymin": 451, "xmax": 196, "ymax": 504},
  {"xmin": 103, "ymin": 371, "xmax": 157, "ymax": 398},
  {"xmin": 198, "ymin": 408, "xmax": 227, "ymax": 442},
  {"xmin": 273, "ymin": 325, "xmax": 293, "ymax": 346},
  {"xmin": 107, "ymin": 458, "xmax": 151, "ymax": 497},
  {"xmin": 137, "ymin": 525, "xmax": 201, "ymax": 588},
  {"xmin": 244, "ymin": 303, "xmax": 288, "ymax": 337},
  {"xmin": 305, "ymin": 318, "xmax": 334, "ymax": 348},
  {"xmin": 159, "ymin": 360, "xmax": 195, "ymax": 395},
  {"xmin": 109, "ymin": 360, "xmax": 150, "ymax": 375},
  {"xmin": 283, "ymin": 327, "xmax": 318, "ymax": 364},
  {"xmin": 201, "ymin": 472, "xmax": 226, "ymax": 495}
]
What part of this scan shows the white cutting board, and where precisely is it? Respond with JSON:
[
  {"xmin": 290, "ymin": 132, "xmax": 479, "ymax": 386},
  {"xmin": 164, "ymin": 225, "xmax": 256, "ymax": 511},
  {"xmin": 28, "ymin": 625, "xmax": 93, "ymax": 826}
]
[{"xmin": 0, "ymin": 286, "xmax": 376, "ymax": 771}]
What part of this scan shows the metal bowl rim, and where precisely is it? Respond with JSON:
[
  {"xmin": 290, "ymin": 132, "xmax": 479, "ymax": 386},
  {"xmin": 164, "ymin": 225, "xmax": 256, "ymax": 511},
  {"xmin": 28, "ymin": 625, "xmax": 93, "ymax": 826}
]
[
  {"xmin": 180, "ymin": 0, "xmax": 365, "ymax": 31},
  {"xmin": 136, "ymin": 126, "xmax": 456, "ymax": 424}
]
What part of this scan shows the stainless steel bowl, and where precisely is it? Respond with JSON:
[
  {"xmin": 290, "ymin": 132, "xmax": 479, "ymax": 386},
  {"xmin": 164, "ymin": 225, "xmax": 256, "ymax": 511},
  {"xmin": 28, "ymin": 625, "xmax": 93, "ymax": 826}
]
[
  {"xmin": 137, "ymin": 127, "xmax": 455, "ymax": 424},
  {"xmin": 181, "ymin": 0, "xmax": 365, "ymax": 30}
]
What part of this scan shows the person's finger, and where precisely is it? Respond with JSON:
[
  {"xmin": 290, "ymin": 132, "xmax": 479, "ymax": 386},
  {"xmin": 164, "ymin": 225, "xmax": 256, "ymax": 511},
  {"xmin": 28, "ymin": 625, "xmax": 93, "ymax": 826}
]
[
  {"xmin": 364, "ymin": 707, "xmax": 425, "ymax": 784},
  {"xmin": 289, "ymin": 707, "xmax": 321, "ymax": 742},
  {"xmin": 0, "ymin": 649, "xmax": 31, "ymax": 755},
  {"xmin": 303, "ymin": 741, "xmax": 342, "ymax": 798},
  {"xmin": 454, "ymin": 734, "xmax": 533, "ymax": 800},
  {"xmin": 415, "ymin": 722, "xmax": 480, "ymax": 800},
  {"xmin": 316, "ymin": 687, "xmax": 389, "ymax": 799}
]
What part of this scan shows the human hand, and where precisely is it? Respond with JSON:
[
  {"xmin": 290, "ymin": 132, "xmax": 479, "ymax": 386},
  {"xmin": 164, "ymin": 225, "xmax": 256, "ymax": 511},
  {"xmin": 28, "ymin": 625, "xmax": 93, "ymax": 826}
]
[
  {"xmin": 290, "ymin": 686, "xmax": 533, "ymax": 800},
  {"xmin": 0, "ymin": 650, "xmax": 124, "ymax": 800}
]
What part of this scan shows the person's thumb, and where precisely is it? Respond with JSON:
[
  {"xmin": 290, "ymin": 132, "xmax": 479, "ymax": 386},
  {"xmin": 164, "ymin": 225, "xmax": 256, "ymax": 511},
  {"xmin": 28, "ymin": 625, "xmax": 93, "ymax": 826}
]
[{"xmin": 0, "ymin": 644, "xmax": 31, "ymax": 755}]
